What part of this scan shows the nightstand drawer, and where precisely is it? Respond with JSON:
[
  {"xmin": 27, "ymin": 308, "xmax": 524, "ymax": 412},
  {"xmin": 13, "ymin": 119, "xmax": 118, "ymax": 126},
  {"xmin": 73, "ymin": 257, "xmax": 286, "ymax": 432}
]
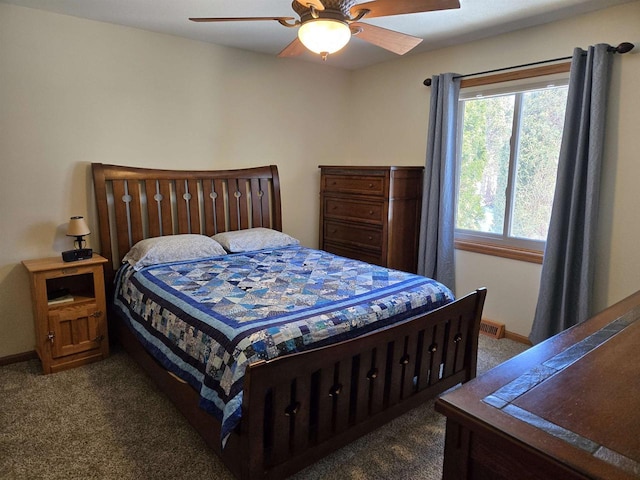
[
  {"xmin": 322, "ymin": 175, "xmax": 385, "ymax": 196},
  {"xmin": 47, "ymin": 264, "xmax": 97, "ymax": 278},
  {"xmin": 323, "ymin": 220, "xmax": 383, "ymax": 250},
  {"xmin": 323, "ymin": 197, "xmax": 385, "ymax": 224}
]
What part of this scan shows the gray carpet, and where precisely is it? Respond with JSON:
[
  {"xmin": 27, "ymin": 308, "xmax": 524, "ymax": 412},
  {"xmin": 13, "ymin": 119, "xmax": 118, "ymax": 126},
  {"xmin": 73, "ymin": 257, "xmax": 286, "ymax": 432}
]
[{"xmin": 0, "ymin": 336, "xmax": 527, "ymax": 480}]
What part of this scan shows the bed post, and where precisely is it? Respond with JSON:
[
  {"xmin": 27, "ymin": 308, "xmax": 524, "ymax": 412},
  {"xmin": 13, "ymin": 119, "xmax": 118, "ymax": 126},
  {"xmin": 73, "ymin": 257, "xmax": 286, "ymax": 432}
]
[
  {"xmin": 466, "ymin": 287, "xmax": 487, "ymax": 382},
  {"xmin": 269, "ymin": 165, "xmax": 282, "ymax": 231},
  {"xmin": 91, "ymin": 163, "xmax": 116, "ymax": 284}
]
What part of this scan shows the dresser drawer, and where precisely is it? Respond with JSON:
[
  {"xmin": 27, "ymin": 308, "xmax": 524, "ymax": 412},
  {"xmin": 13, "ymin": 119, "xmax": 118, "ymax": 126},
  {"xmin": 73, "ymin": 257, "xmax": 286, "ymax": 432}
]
[
  {"xmin": 323, "ymin": 197, "xmax": 385, "ymax": 225},
  {"xmin": 322, "ymin": 175, "xmax": 385, "ymax": 196},
  {"xmin": 323, "ymin": 220, "xmax": 383, "ymax": 250}
]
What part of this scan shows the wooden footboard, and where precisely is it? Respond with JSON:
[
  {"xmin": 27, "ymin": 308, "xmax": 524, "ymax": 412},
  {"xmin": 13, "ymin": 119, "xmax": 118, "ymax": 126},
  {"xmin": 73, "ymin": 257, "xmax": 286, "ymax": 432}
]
[
  {"xmin": 240, "ymin": 288, "xmax": 486, "ymax": 480},
  {"xmin": 113, "ymin": 288, "xmax": 485, "ymax": 480}
]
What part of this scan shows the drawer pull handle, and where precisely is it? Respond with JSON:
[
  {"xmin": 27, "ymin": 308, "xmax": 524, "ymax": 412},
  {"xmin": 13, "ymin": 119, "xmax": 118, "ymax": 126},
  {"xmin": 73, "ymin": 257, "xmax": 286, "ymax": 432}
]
[
  {"xmin": 369, "ymin": 210, "xmax": 374, "ymax": 215},
  {"xmin": 94, "ymin": 334, "xmax": 104, "ymax": 343},
  {"xmin": 90, "ymin": 311, "xmax": 103, "ymax": 318},
  {"xmin": 368, "ymin": 236, "xmax": 373, "ymax": 240},
  {"xmin": 284, "ymin": 401, "xmax": 301, "ymax": 417},
  {"xmin": 329, "ymin": 383, "xmax": 343, "ymax": 397},
  {"xmin": 368, "ymin": 183, "xmax": 374, "ymax": 188}
]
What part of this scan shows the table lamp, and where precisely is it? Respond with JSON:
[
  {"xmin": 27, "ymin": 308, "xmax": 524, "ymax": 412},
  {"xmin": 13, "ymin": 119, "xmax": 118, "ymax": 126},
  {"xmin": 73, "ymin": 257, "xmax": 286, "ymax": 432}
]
[{"xmin": 62, "ymin": 216, "xmax": 93, "ymax": 262}]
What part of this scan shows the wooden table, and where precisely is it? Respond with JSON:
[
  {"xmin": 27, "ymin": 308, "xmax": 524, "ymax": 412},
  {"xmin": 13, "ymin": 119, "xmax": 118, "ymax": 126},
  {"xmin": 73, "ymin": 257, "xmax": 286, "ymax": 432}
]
[{"xmin": 435, "ymin": 290, "xmax": 640, "ymax": 480}]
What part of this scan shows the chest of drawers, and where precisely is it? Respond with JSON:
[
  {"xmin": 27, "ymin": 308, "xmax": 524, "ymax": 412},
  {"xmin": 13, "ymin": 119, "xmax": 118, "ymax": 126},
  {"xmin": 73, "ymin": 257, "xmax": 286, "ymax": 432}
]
[{"xmin": 319, "ymin": 166, "xmax": 423, "ymax": 273}]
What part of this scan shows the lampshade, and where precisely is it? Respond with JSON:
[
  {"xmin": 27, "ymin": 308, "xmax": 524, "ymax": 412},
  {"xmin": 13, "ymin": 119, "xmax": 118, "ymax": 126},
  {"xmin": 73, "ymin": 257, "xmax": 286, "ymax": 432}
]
[
  {"xmin": 66, "ymin": 216, "xmax": 91, "ymax": 237},
  {"xmin": 298, "ymin": 19, "xmax": 351, "ymax": 57}
]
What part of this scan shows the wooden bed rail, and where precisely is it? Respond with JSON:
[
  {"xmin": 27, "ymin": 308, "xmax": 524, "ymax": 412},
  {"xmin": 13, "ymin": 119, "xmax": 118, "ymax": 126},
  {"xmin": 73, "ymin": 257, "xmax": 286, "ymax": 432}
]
[
  {"xmin": 240, "ymin": 288, "xmax": 487, "ymax": 480},
  {"xmin": 91, "ymin": 163, "xmax": 282, "ymax": 281}
]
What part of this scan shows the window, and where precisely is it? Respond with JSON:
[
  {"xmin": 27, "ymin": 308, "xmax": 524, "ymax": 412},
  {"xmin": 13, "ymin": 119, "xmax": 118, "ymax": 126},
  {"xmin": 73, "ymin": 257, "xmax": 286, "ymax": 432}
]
[{"xmin": 455, "ymin": 75, "xmax": 569, "ymax": 261}]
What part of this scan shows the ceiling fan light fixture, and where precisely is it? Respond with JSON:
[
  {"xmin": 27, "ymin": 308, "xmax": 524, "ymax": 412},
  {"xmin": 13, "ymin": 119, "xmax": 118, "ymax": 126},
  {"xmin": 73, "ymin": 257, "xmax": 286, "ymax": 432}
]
[{"xmin": 298, "ymin": 18, "xmax": 351, "ymax": 57}]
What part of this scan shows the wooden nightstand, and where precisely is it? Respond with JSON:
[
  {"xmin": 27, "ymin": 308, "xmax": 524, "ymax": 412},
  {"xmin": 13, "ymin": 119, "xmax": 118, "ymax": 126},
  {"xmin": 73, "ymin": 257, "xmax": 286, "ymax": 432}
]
[{"xmin": 22, "ymin": 254, "xmax": 109, "ymax": 374}]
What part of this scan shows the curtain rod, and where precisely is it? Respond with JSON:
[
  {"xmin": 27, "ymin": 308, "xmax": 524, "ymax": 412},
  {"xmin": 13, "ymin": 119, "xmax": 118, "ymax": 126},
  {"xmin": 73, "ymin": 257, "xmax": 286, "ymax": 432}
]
[{"xmin": 423, "ymin": 42, "xmax": 634, "ymax": 86}]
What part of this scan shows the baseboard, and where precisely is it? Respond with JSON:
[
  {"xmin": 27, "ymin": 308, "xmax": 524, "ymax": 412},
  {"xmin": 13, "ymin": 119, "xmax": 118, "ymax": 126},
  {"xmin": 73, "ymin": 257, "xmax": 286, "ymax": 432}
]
[
  {"xmin": 0, "ymin": 350, "xmax": 38, "ymax": 366},
  {"xmin": 504, "ymin": 330, "xmax": 532, "ymax": 346}
]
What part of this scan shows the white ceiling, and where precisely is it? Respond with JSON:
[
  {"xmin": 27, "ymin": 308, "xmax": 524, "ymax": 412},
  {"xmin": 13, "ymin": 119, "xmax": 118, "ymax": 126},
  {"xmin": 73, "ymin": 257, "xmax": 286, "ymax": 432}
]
[{"xmin": 1, "ymin": 0, "xmax": 634, "ymax": 70}]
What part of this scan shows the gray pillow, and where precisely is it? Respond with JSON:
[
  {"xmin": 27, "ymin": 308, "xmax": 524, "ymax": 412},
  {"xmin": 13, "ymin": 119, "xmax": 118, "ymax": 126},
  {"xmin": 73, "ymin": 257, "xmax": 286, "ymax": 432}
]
[
  {"xmin": 212, "ymin": 228, "xmax": 299, "ymax": 253},
  {"xmin": 123, "ymin": 234, "xmax": 226, "ymax": 270}
]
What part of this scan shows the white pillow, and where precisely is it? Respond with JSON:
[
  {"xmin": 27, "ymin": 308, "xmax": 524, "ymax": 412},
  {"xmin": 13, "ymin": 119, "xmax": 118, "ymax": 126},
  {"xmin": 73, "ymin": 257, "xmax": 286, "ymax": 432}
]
[
  {"xmin": 211, "ymin": 227, "xmax": 300, "ymax": 253},
  {"xmin": 123, "ymin": 234, "xmax": 227, "ymax": 270}
]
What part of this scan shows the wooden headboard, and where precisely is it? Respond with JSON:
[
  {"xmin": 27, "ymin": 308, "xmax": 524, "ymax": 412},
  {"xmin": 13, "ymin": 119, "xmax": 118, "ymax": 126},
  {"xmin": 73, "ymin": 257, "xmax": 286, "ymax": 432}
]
[{"xmin": 91, "ymin": 163, "xmax": 282, "ymax": 282}]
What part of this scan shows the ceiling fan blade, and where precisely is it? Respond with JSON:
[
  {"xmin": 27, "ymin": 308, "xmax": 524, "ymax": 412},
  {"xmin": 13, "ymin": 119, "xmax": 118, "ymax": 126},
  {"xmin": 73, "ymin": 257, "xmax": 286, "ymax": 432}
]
[
  {"xmin": 189, "ymin": 17, "xmax": 295, "ymax": 23},
  {"xmin": 351, "ymin": 0, "xmax": 459, "ymax": 19},
  {"xmin": 351, "ymin": 22, "xmax": 422, "ymax": 55},
  {"xmin": 295, "ymin": 0, "xmax": 325, "ymax": 11},
  {"xmin": 278, "ymin": 38, "xmax": 307, "ymax": 58}
]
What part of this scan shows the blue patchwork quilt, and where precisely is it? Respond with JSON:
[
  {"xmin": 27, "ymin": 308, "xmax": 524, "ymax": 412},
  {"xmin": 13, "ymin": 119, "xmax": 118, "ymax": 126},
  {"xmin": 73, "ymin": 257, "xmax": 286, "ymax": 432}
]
[{"xmin": 113, "ymin": 245, "xmax": 454, "ymax": 445}]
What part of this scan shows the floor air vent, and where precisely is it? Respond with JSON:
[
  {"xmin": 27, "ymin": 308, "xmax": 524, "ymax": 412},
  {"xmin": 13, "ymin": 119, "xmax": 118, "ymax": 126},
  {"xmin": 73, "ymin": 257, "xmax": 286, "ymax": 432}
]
[{"xmin": 479, "ymin": 319, "xmax": 505, "ymax": 339}]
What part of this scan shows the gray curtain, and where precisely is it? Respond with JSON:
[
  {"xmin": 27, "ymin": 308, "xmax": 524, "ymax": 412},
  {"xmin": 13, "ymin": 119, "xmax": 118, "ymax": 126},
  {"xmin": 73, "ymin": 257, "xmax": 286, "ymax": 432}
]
[
  {"xmin": 529, "ymin": 44, "xmax": 613, "ymax": 344},
  {"xmin": 417, "ymin": 73, "xmax": 461, "ymax": 290}
]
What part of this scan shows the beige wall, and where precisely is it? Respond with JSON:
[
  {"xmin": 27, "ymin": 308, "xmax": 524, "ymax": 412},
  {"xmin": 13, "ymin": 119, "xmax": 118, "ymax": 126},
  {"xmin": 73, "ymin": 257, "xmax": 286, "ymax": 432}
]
[
  {"xmin": 0, "ymin": 4, "xmax": 350, "ymax": 356},
  {"xmin": 2, "ymin": 2, "xmax": 639, "ymax": 356},
  {"xmin": 346, "ymin": 2, "xmax": 640, "ymax": 336}
]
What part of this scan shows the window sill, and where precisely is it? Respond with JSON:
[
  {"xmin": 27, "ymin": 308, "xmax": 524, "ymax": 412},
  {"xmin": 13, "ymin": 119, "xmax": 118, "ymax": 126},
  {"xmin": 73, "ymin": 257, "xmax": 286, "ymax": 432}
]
[{"xmin": 455, "ymin": 239, "xmax": 543, "ymax": 264}]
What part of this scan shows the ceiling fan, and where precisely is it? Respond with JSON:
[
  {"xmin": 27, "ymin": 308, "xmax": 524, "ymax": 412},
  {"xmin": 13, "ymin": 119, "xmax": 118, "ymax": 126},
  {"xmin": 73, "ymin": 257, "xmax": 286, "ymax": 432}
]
[{"xmin": 190, "ymin": 0, "xmax": 460, "ymax": 61}]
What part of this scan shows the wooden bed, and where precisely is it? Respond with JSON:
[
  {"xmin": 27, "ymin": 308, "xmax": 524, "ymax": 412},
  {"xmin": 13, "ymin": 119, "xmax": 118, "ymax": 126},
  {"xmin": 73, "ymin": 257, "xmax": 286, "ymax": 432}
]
[{"xmin": 91, "ymin": 162, "xmax": 487, "ymax": 480}]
